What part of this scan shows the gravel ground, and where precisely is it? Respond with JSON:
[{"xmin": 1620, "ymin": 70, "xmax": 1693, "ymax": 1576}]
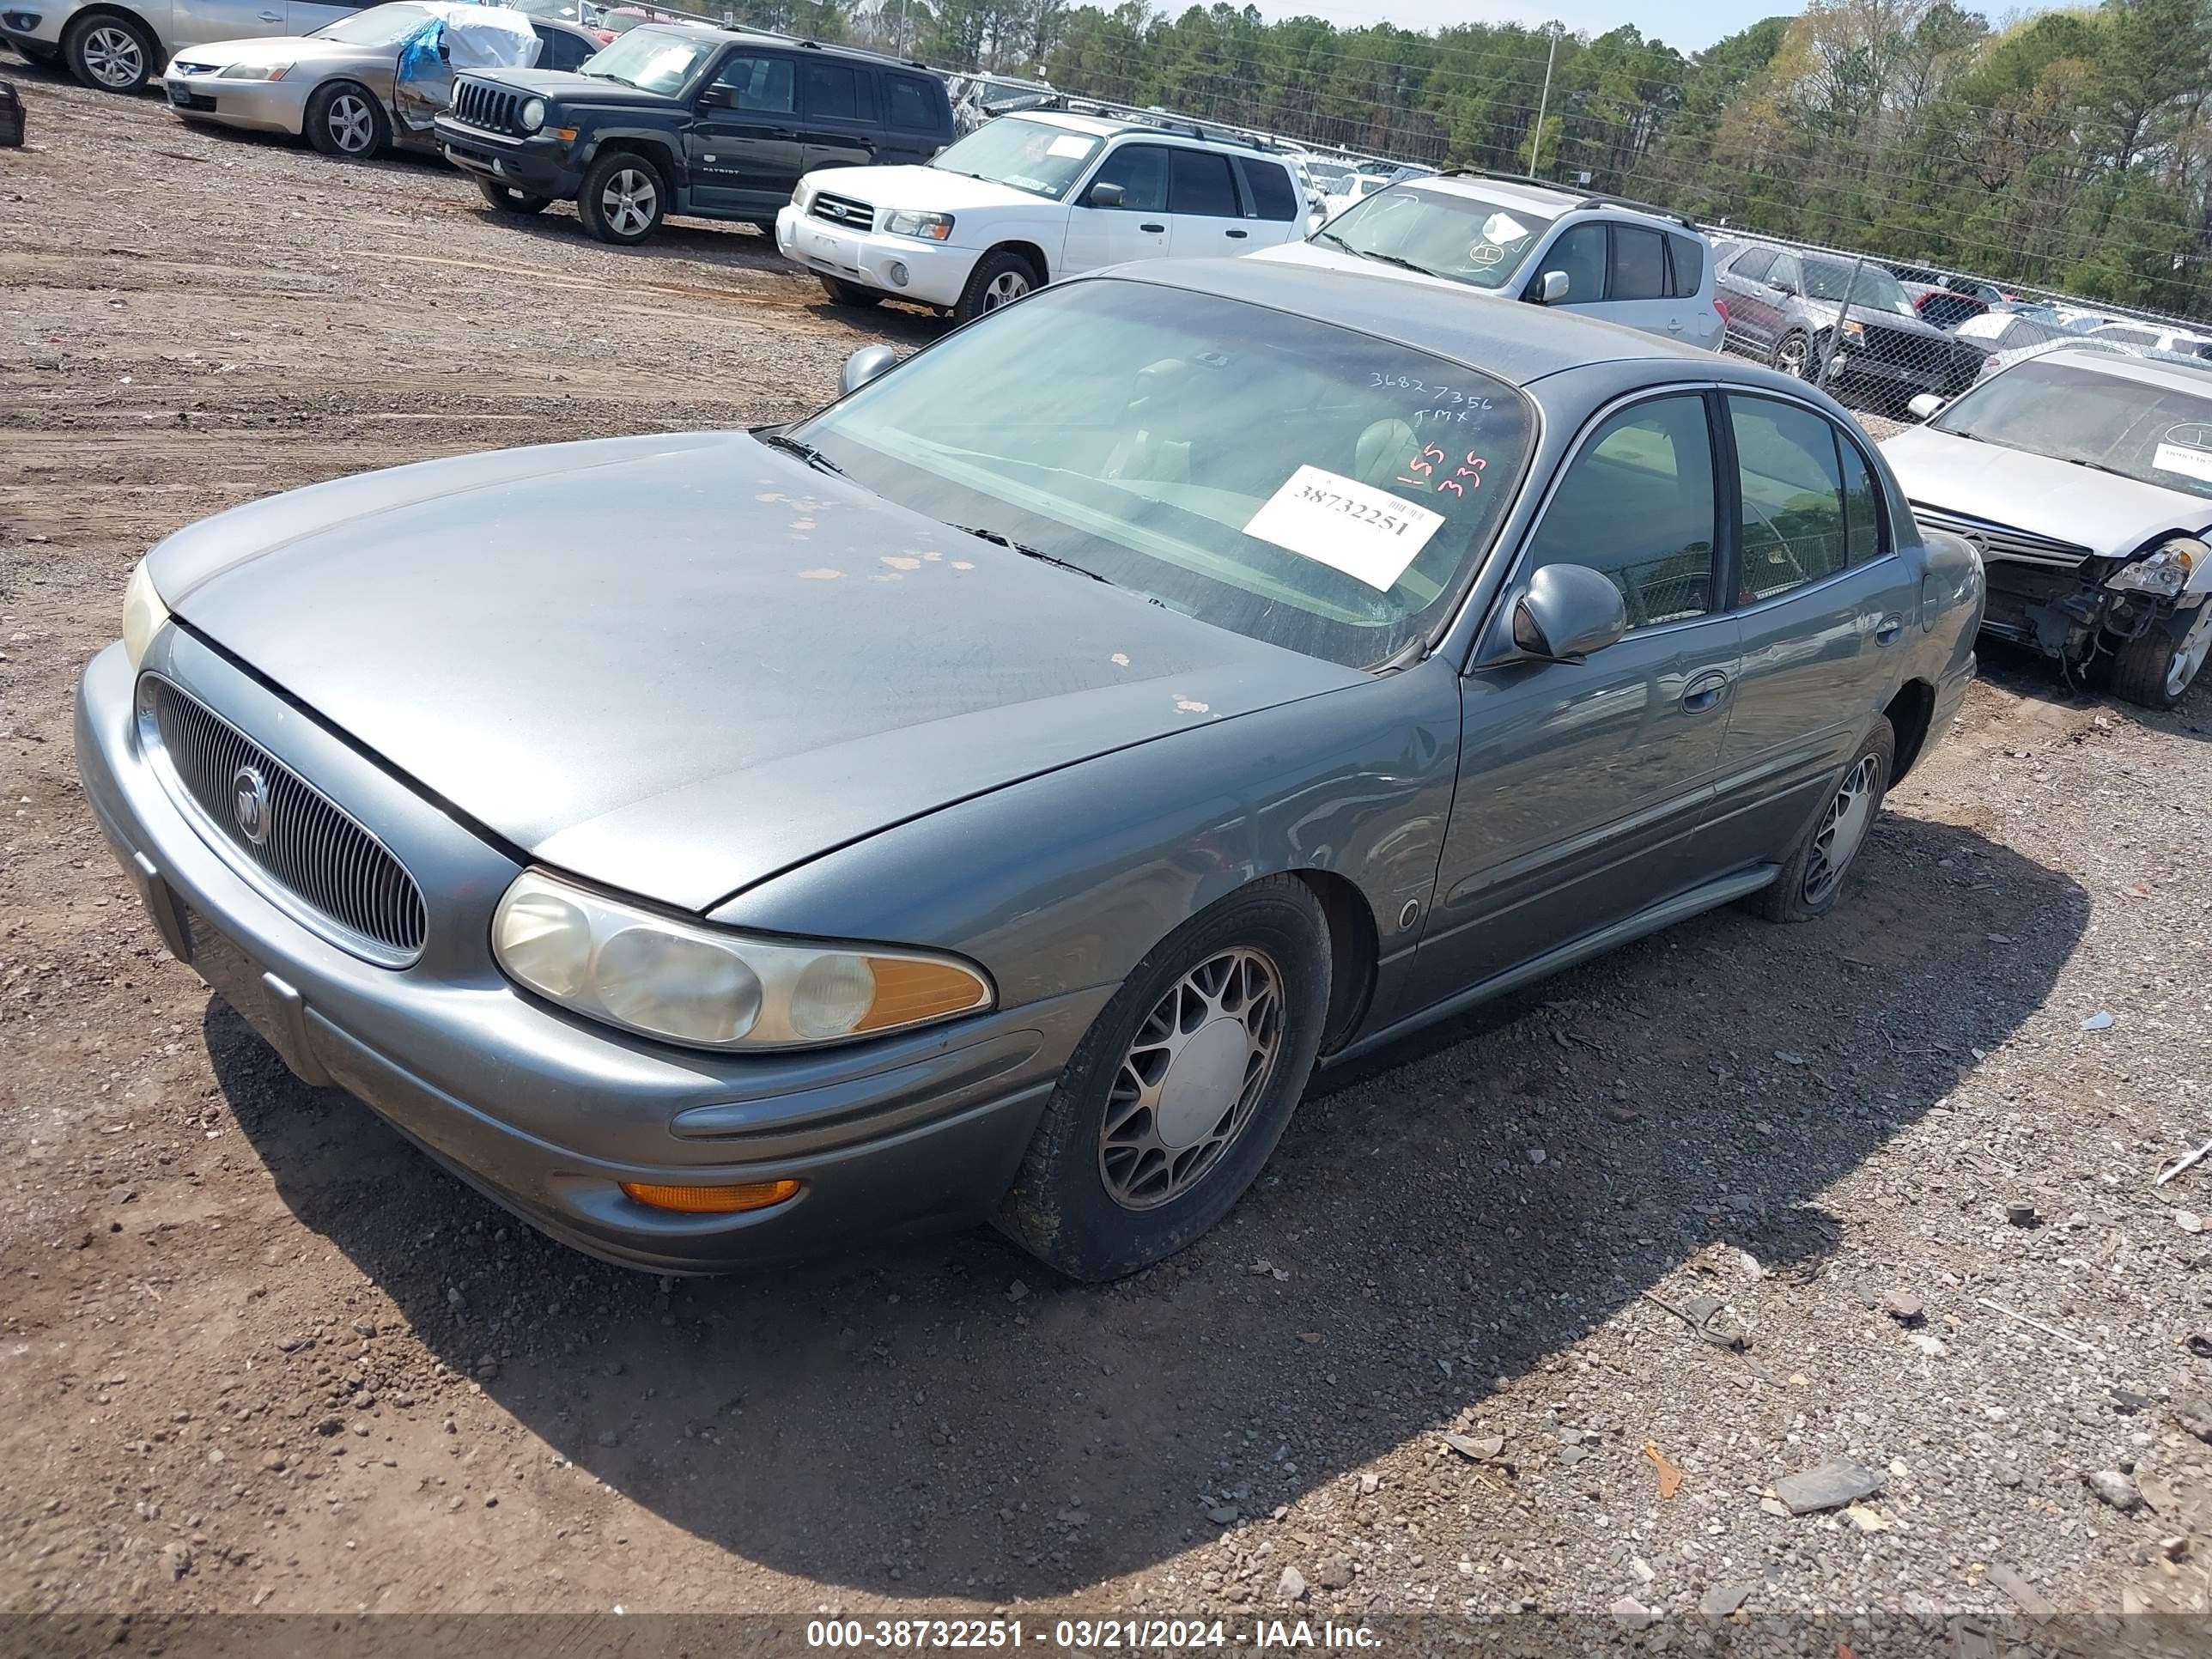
[{"xmin": 7, "ymin": 55, "xmax": 2212, "ymax": 1649}]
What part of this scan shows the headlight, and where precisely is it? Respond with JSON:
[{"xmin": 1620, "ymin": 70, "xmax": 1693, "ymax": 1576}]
[
  {"xmin": 122, "ymin": 560, "xmax": 170, "ymax": 670},
  {"xmin": 519, "ymin": 97, "xmax": 545, "ymax": 132},
  {"xmin": 2108, "ymin": 537, "xmax": 2206, "ymax": 598},
  {"xmin": 884, "ymin": 210, "xmax": 954, "ymax": 241},
  {"xmin": 217, "ymin": 61, "xmax": 289, "ymax": 79},
  {"xmin": 1840, "ymin": 318, "xmax": 1865, "ymax": 338},
  {"xmin": 792, "ymin": 175, "xmax": 816, "ymax": 210},
  {"xmin": 491, "ymin": 869, "xmax": 994, "ymax": 1050}
]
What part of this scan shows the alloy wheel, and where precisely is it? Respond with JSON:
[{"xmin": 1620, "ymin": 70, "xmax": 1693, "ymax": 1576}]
[
  {"xmin": 600, "ymin": 168, "xmax": 658, "ymax": 239},
  {"xmin": 81, "ymin": 25, "xmax": 144, "ymax": 87},
  {"xmin": 1098, "ymin": 946, "xmax": 1282, "ymax": 1212},
  {"xmin": 327, "ymin": 93, "xmax": 375, "ymax": 155},
  {"xmin": 981, "ymin": 270, "xmax": 1030, "ymax": 310},
  {"xmin": 2166, "ymin": 605, "xmax": 2212, "ymax": 700},
  {"xmin": 1802, "ymin": 754, "xmax": 1880, "ymax": 905},
  {"xmin": 1777, "ymin": 334, "xmax": 1811, "ymax": 379}
]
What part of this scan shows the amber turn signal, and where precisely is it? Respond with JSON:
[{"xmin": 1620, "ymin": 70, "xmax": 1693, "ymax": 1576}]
[{"xmin": 618, "ymin": 1178, "xmax": 801, "ymax": 1214}]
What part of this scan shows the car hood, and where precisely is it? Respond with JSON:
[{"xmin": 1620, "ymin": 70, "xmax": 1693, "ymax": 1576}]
[
  {"xmin": 466, "ymin": 67, "xmax": 680, "ymax": 106},
  {"xmin": 147, "ymin": 432, "xmax": 1363, "ymax": 912},
  {"xmin": 1803, "ymin": 300, "xmax": 1955, "ymax": 341},
  {"xmin": 802, "ymin": 163, "xmax": 1058, "ymax": 215},
  {"xmin": 173, "ymin": 33, "xmax": 371, "ymax": 68},
  {"xmin": 1248, "ymin": 240, "xmax": 1504, "ymax": 299},
  {"xmin": 1881, "ymin": 424, "xmax": 2212, "ymax": 554}
]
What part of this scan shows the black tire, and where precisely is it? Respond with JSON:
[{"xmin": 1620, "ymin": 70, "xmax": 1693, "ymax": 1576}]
[
  {"xmin": 1771, "ymin": 327, "xmax": 1815, "ymax": 381},
  {"xmin": 577, "ymin": 149, "xmax": 666, "ymax": 246},
  {"xmin": 63, "ymin": 10, "xmax": 155, "ymax": 93},
  {"xmin": 1755, "ymin": 719, "xmax": 1895, "ymax": 922},
  {"xmin": 953, "ymin": 247, "xmax": 1040, "ymax": 325},
  {"xmin": 994, "ymin": 877, "xmax": 1332, "ymax": 1282},
  {"xmin": 817, "ymin": 273, "xmax": 883, "ymax": 307},
  {"xmin": 304, "ymin": 80, "xmax": 388, "ymax": 159},
  {"xmin": 477, "ymin": 178, "xmax": 552, "ymax": 216},
  {"xmin": 2112, "ymin": 603, "xmax": 2212, "ymax": 710}
]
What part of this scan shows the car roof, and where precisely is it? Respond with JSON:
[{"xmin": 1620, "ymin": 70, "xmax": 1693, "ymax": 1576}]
[
  {"xmin": 2033, "ymin": 344, "xmax": 2212, "ymax": 393},
  {"xmin": 1117, "ymin": 257, "xmax": 1718, "ymax": 386},
  {"xmin": 1003, "ymin": 107, "xmax": 1293, "ymax": 159},
  {"xmin": 1398, "ymin": 173, "xmax": 1705, "ymax": 238},
  {"xmin": 653, "ymin": 22, "xmax": 933, "ymax": 70}
]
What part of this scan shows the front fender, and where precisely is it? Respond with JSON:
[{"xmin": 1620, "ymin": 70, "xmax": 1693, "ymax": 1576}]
[{"xmin": 711, "ymin": 663, "xmax": 1463, "ymax": 1016}]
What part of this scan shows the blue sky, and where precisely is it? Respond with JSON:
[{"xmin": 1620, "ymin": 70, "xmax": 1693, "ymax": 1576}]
[{"xmin": 1246, "ymin": 0, "xmax": 1793, "ymax": 53}]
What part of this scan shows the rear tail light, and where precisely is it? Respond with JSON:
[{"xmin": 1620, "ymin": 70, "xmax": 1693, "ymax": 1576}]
[{"xmin": 1713, "ymin": 297, "xmax": 1729, "ymax": 325}]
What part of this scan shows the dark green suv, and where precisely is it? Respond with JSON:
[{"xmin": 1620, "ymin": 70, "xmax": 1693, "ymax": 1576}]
[{"xmin": 435, "ymin": 24, "xmax": 954, "ymax": 246}]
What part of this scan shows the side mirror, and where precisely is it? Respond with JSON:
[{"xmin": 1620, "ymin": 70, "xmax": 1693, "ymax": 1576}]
[
  {"xmin": 838, "ymin": 343, "xmax": 897, "ymax": 396},
  {"xmin": 1508, "ymin": 564, "xmax": 1627, "ymax": 664},
  {"xmin": 1905, "ymin": 392, "xmax": 1944, "ymax": 422},
  {"xmin": 1535, "ymin": 270, "xmax": 1569, "ymax": 305},
  {"xmin": 1085, "ymin": 180, "xmax": 1125, "ymax": 209}
]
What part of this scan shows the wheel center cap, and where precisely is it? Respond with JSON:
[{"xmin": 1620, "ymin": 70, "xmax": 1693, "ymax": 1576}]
[{"xmin": 1154, "ymin": 1018, "xmax": 1249, "ymax": 1151}]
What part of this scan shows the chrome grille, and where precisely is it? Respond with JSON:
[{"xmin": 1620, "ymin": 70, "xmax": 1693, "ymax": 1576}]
[
  {"xmin": 809, "ymin": 191, "xmax": 874, "ymax": 231},
  {"xmin": 450, "ymin": 77, "xmax": 523, "ymax": 136},
  {"xmin": 1910, "ymin": 503, "xmax": 2093, "ymax": 568},
  {"xmin": 144, "ymin": 678, "xmax": 427, "ymax": 964}
]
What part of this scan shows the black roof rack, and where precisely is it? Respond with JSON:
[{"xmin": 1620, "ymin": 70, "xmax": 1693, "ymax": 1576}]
[
  {"xmin": 1024, "ymin": 92, "xmax": 1295, "ymax": 155},
  {"xmin": 1442, "ymin": 168, "xmax": 1701, "ymax": 233}
]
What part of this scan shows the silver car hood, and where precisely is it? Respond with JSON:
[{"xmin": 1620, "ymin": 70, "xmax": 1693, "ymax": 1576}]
[
  {"xmin": 1881, "ymin": 424, "xmax": 2212, "ymax": 555},
  {"xmin": 173, "ymin": 33, "xmax": 379, "ymax": 68},
  {"xmin": 147, "ymin": 432, "xmax": 1362, "ymax": 911}
]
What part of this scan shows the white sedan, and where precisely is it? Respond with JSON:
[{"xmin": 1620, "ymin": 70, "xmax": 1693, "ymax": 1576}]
[{"xmin": 1883, "ymin": 344, "xmax": 2212, "ymax": 708}]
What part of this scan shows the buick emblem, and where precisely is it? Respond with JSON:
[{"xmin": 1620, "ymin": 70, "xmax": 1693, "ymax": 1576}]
[{"xmin": 233, "ymin": 764, "xmax": 271, "ymax": 846}]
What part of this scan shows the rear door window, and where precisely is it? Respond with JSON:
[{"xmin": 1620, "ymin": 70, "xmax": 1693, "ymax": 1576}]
[
  {"xmin": 1167, "ymin": 149, "xmax": 1240, "ymax": 217},
  {"xmin": 1666, "ymin": 232, "xmax": 1704, "ymax": 297},
  {"xmin": 1729, "ymin": 396, "xmax": 1850, "ymax": 600},
  {"xmin": 801, "ymin": 60, "xmax": 868, "ymax": 122},
  {"xmin": 1238, "ymin": 158, "xmax": 1297, "ymax": 222},
  {"xmin": 886, "ymin": 75, "xmax": 939, "ymax": 131},
  {"xmin": 1608, "ymin": 225, "xmax": 1667, "ymax": 301}
]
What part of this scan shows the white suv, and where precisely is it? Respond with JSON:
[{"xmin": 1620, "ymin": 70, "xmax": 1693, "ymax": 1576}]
[
  {"xmin": 1255, "ymin": 173, "xmax": 1725, "ymax": 352},
  {"xmin": 775, "ymin": 108, "xmax": 1309, "ymax": 324}
]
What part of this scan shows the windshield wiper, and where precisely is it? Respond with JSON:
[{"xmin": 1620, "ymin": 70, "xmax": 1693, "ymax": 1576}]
[
  {"xmin": 1317, "ymin": 234, "xmax": 1447, "ymax": 280},
  {"xmin": 952, "ymin": 523, "xmax": 1111, "ymax": 584},
  {"xmin": 584, "ymin": 70, "xmax": 641, "ymax": 88},
  {"xmin": 757, "ymin": 430, "xmax": 844, "ymax": 477}
]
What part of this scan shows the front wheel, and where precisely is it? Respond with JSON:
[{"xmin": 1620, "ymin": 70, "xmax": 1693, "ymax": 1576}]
[
  {"xmin": 63, "ymin": 12, "xmax": 155, "ymax": 92},
  {"xmin": 995, "ymin": 877, "xmax": 1332, "ymax": 1281},
  {"xmin": 578, "ymin": 150, "xmax": 665, "ymax": 245},
  {"xmin": 1755, "ymin": 719, "xmax": 1895, "ymax": 922},
  {"xmin": 305, "ymin": 81, "xmax": 388, "ymax": 159},
  {"xmin": 817, "ymin": 273, "xmax": 882, "ymax": 307},
  {"xmin": 953, "ymin": 248, "xmax": 1038, "ymax": 325},
  {"xmin": 477, "ymin": 178, "xmax": 552, "ymax": 216},
  {"xmin": 2112, "ymin": 602, "xmax": 2212, "ymax": 709}
]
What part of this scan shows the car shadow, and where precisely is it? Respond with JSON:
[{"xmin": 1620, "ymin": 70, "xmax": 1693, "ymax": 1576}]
[{"xmin": 205, "ymin": 811, "xmax": 2087, "ymax": 1601}]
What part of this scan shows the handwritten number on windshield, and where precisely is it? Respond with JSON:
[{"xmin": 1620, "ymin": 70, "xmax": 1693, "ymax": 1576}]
[{"xmin": 1400, "ymin": 448, "xmax": 1486, "ymax": 495}]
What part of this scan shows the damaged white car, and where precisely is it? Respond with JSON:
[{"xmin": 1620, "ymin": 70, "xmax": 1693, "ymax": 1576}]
[{"xmin": 1883, "ymin": 345, "xmax": 2212, "ymax": 708}]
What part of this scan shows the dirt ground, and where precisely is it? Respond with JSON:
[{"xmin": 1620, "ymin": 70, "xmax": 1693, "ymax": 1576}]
[{"xmin": 8, "ymin": 56, "xmax": 2212, "ymax": 1647}]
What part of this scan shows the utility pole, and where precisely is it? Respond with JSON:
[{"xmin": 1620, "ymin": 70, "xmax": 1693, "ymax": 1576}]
[{"xmin": 1530, "ymin": 25, "xmax": 1557, "ymax": 177}]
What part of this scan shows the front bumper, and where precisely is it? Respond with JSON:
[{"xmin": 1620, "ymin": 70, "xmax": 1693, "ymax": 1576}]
[
  {"xmin": 775, "ymin": 203, "xmax": 979, "ymax": 308},
  {"xmin": 75, "ymin": 632, "xmax": 1105, "ymax": 1273},
  {"xmin": 434, "ymin": 118, "xmax": 578, "ymax": 198},
  {"xmin": 1830, "ymin": 347, "xmax": 1974, "ymax": 398},
  {"xmin": 0, "ymin": 9, "xmax": 61, "ymax": 51},
  {"xmin": 160, "ymin": 70, "xmax": 309, "ymax": 135}
]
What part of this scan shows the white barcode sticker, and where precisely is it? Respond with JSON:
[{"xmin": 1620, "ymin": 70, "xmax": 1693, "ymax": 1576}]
[
  {"xmin": 1047, "ymin": 135, "xmax": 1093, "ymax": 158},
  {"xmin": 1243, "ymin": 465, "xmax": 1445, "ymax": 591},
  {"xmin": 2154, "ymin": 440, "xmax": 2212, "ymax": 483}
]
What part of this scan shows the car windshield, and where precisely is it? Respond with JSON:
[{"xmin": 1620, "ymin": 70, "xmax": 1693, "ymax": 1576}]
[
  {"xmin": 576, "ymin": 25, "xmax": 710, "ymax": 90},
  {"xmin": 310, "ymin": 3, "xmax": 436, "ymax": 45},
  {"xmin": 929, "ymin": 118, "xmax": 1100, "ymax": 199},
  {"xmin": 1800, "ymin": 259, "xmax": 1917, "ymax": 318},
  {"xmin": 792, "ymin": 280, "xmax": 1536, "ymax": 669},
  {"xmin": 1934, "ymin": 357, "xmax": 2212, "ymax": 500},
  {"xmin": 1316, "ymin": 185, "xmax": 1558, "ymax": 292}
]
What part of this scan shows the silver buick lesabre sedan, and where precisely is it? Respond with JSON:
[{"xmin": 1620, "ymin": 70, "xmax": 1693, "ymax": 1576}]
[{"xmin": 76, "ymin": 260, "xmax": 1984, "ymax": 1281}]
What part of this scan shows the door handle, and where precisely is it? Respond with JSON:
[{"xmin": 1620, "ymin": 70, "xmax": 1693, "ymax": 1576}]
[
  {"xmin": 1139, "ymin": 222, "xmax": 1165, "ymax": 233},
  {"xmin": 1681, "ymin": 670, "xmax": 1731, "ymax": 714},
  {"xmin": 1666, "ymin": 318, "xmax": 1683, "ymax": 331},
  {"xmin": 258, "ymin": 8, "xmax": 281, "ymax": 16},
  {"xmin": 1874, "ymin": 615, "xmax": 1905, "ymax": 646},
  {"xmin": 1226, "ymin": 228, "xmax": 1249, "ymax": 239}
]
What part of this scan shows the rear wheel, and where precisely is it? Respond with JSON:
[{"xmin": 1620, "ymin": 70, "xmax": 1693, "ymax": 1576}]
[
  {"xmin": 578, "ymin": 150, "xmax": 665, "ymax": 245},
  {"xmin": 2113, "ymin": 603, "xmax": 2212, "ymax": 709},
  {"xmin": 1756, "ymin": 720, "xmax": 1894, "ymax": 922},
  {"xmin": 995, "ymin": 878, "xmax": 1331, "ymax": 1281},
  {"xmin": 1772, "ymin": 328, "xmax": 1814, "ymax": 381},
  {"xmin": 477, "ymin": 178, "xmax": 552, "ymax": 216},
  {"xmin": 305, "ymin": 81, "xmax": 387, "ymax": 159},
  {"xmin": 63, "ymin": 12, "xmax": 155, "ymax": 92},
  {"xmin": 953, "ymin": 248, "xmax": 1038, "ymax": 325},
  {"xmin": 817, "ymin": 273, "xmax": 882, "ymax": 307}
]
